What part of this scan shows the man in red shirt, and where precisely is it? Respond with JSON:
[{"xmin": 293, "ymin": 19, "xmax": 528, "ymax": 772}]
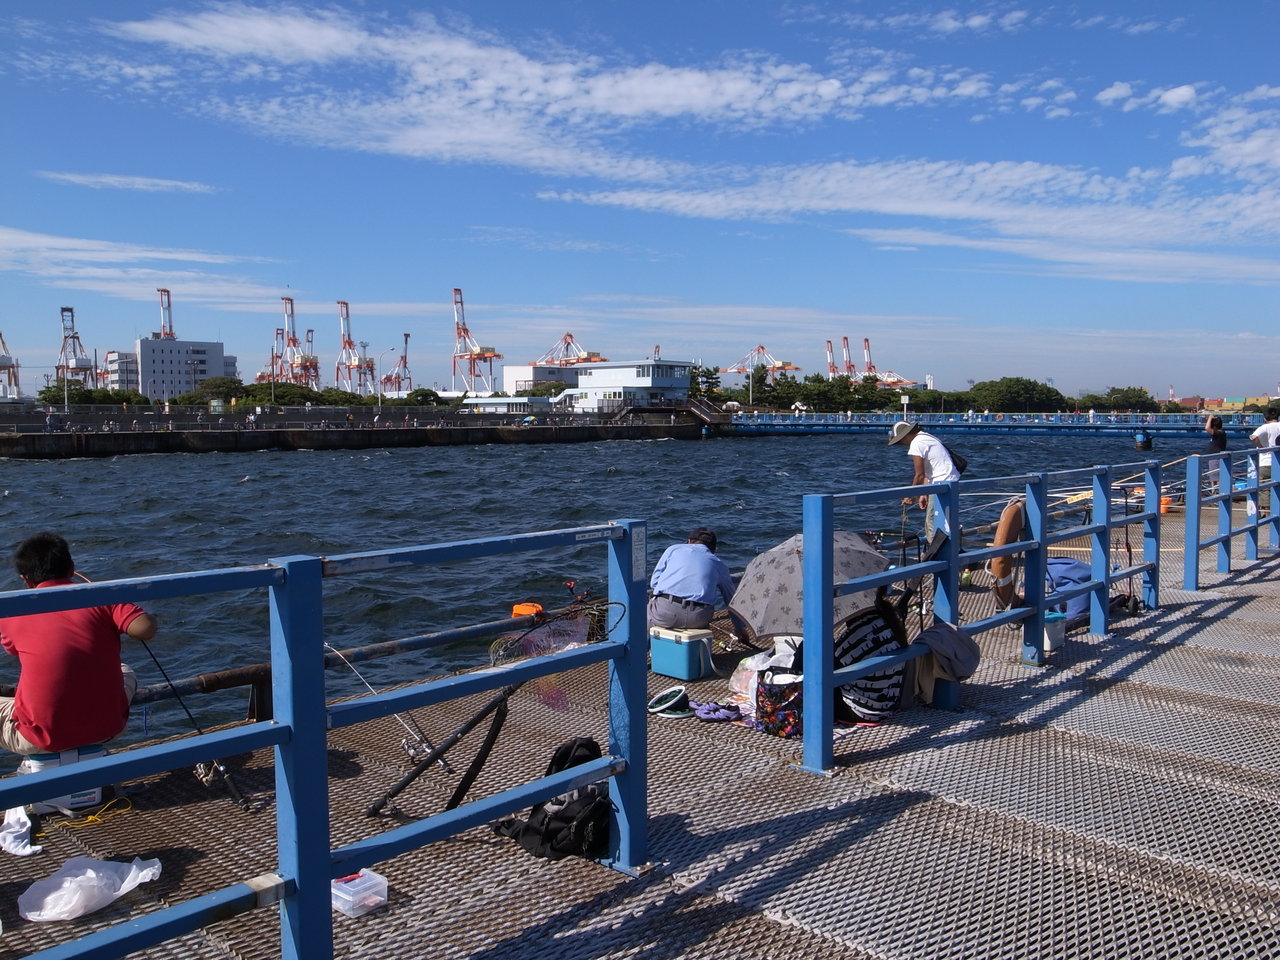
[{"xmin": 0, "ymin": 532, "xmax": 157, "ymax": 755}]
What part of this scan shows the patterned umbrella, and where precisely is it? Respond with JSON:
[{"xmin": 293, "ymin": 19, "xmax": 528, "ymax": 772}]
[{"xmin": 728, "ymin": 530, "xmax": 888, "ymax": 645}]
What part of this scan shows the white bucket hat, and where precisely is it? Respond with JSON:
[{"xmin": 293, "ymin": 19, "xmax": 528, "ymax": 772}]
[{"xmin": 887, "ymin": 420, "xmax": 917, "ymax": 445}]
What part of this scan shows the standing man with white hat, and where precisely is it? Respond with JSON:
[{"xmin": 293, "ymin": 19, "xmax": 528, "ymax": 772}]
[{"xmin": 888, "ymin": 420, "xmax": 960, "ymax": 538}]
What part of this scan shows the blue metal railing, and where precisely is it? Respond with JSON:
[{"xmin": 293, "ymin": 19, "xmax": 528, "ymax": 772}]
[
  {"xmin": 798, "ymin": 462, "xmax": 1161, "ymax": 773},
  {"xmin": 0, "ymin": 520, "xmax": 649, "ymax": 960},
  {"xmin": 1183, "ymin": 447, "xmax": 1280, "ymax": 589}
]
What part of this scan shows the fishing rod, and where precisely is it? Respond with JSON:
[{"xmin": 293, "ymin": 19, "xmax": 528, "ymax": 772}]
[
  {"xmin": 366, "ymin": 589, "xmax": 624, "ymax": 818},
  {"xmin": 75, "ymin": 573, "xmax": 249, "ymax": 812}
]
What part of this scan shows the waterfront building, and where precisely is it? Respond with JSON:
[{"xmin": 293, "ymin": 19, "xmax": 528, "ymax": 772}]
[
  {"xmin": 105, "ymin": 335, "xmax": 238, "ymax": 399},
  {"xmin": 488, "ymin": 358, "xmax": 693, "ymax": 415}
]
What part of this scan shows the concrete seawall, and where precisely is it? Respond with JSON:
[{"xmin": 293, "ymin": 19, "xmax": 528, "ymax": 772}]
[{"xmin": 0, "ymin": 422, "xmax": 707, "ymax": 459}]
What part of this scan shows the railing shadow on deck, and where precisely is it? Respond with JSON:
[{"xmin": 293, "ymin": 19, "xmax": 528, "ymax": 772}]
[{"xmin": 0, "ymin": 521, "xmax": 651, "ymax": 960}]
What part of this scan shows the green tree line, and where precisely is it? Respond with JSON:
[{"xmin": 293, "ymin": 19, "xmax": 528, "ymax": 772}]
[
  {"xmin": 687, "ymin": 366, "xmax": 1185, "ymax": 415},
  {"xmin": 36, "ymin": 376, "xmax": 448, "ymax": 408}
]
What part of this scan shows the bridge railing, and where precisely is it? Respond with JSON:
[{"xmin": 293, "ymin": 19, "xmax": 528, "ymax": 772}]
[
  {"xmin": 1183, "ymin": 447, "xmax": 1280, "ymax": 589},
  {"xmin": 798, "ymin": 460, "xmax": 1161, "ymax": 773},
  {"xmin": 0, "ymin": 521, "xmax": 649, "ymax": 960}
]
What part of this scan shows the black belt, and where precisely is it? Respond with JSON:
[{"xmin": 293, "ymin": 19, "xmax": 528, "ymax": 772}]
[{"xmin": 653, "ymin": 592, "xmax": 712, "ymax": 609}]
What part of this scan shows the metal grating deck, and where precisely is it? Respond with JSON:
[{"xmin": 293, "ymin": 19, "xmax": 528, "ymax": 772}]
[{"xmin": 3, "ymin": 515, "xmax": 1280, "ymax": 959}]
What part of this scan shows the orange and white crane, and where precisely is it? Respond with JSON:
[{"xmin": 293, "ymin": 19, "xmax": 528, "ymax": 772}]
[
  {"xmin": 534, "ymin": 333, "xmax": 607, "ymax": 366},
  {"xmin": 451, "ymin": 288, "xmax": 502, "ymax": 393},
  {"xmin": 157, "ymin": 288, "xmax": 177, "ymax": 338},
  {"xmin": 255, "ymin": 328, "xmax": 285, "ymax": 385},
  {"xmin": 334, "ymin": 301, "xmax": 371, "ymax": 394},
  {"xmin": 841, "ymin": 337, "xmax": 857, "ymax": 377},
  {"xmin": 862, "ymin": 338, "xmax": 915, "ymax": 387},
  {"xmin": 825, "ymin": 340, "xmax": 839, "ymax": 379},
  {"xmin": 381, "ymin": 333, "xmax": 412, "ymax": 393},
  {"xmin": 724, "ymin": 344, "xmax": 801, "ymax": 383},
  {"xmin": 0, "ymin": 331, "xmax": 20, "ymax": 397},
  {"xmin": 56, "ymin": 307, "xmax": 96, "ymax": 386},
  {"xmin": 278, "ymin": 297, "xmax": 319, "ymax": 388}
]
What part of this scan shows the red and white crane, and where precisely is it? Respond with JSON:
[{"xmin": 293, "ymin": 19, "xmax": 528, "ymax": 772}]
[
  {"xmin": 862, "ymin": 338, "xmax": 915, "ymax": 387},
  {"xmin": 841, "ymin": 337, "xmax": 857, "ymax": 377},
  {"xmin": 534, "ymin": 333, "xmax": 606, "ymax": 366},
  {"xmin": 0, "ymin": 330, "xmax": 20, "ymax": 397},
  {"xmin": 334, "ymin": 301, "xmax": 372, "ymax": 394},
  {"xmin": 56, "ymin": 307, "xmax": 96, "ymax": 386},
  {"xmin": 451, "ymin": 288, "xmax": 502, "ymax": 393},
  {"xmin": 381, "ymin": 333, "xmax": 412, "ymax": 393},
  {"xmin": 724, "ymin": 344, "xmax": 801, "ymax": 383},
  {"xmin": 157, "ymin": 288, "xmax": 177, "ymax": 338},
  {"xmin": 825, "ymin": 340, "xmax": 839, "ymax": 379}
]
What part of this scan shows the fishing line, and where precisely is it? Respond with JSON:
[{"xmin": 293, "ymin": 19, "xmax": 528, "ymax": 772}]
[
  {"xmin": 324, "ymin": 642, "xmax": 452, "ymax": 770},
  {"xmin": 74, "ymin": 572, "xmax": 249, "ymax": 811}
]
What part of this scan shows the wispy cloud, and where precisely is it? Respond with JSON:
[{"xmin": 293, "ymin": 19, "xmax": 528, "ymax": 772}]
[
  {"xmin": 35, "ymin": 171, "xmax": 219, "ymax": 193},
  {"xmin": 0, "ymin": 226, "xmax": 278, "ymax": 302}
]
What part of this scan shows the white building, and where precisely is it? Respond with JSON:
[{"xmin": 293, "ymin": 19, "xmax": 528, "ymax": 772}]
[
  {"xmin": 480, "ymin": 358, "xmax": 693, "ymax": 415},
  {"xmin": 105, "ymin": 335, "xmax": 238, "ymax": 398}
]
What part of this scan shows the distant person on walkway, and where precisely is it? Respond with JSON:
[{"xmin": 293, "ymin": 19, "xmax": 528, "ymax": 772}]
[
  {"xmin": 888, "ymin": 420, "xmax": 960, "ymax": 538},
  {"xmin": 648, "ymin": 527, "xmax": 735, "ymax": 630},
  {"xmin": 1203, "ymin": 415, "xmax": 1228, "ymax": 489},
  {"xmin": 1250, "ymin": 407, "xmax": 1280, "ymax": 482},
  {"xmin": 0, "ymin": 532, "xmax": 157, "ymax": 755}
]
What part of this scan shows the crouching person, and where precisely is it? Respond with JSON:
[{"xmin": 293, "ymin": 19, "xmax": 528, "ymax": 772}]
[{"xmin": 0, "ymin": 532, "xmax": 157, "ymax": 756}]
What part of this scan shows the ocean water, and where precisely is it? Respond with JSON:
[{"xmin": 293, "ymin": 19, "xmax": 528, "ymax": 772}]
[{"xmin": 0, "ymin": 431, "xmax": 1208, "ymax": 741}]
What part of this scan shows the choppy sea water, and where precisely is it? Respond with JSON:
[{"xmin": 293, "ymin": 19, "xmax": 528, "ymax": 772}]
[{"xmin": 0, "ymin": 431, "xmax": 1209, "ymax": 742}]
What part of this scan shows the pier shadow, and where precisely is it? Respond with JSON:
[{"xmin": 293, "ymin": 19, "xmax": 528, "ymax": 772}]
[{"xmin": 469, "ymin": 793, "xmax": 930, "ymax": 960}]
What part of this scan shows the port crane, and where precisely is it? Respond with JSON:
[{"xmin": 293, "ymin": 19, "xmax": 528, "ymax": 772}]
[
  {"xmin": 862, "ymin": 338, "xmax": 915, "ymax": 387},
  {"xmin": 724, "ymin": 345, "xmax": 800, "ymax": 383},
  {"xmin": 534, "ymin": 333, "xmax": 606, "ymax": 366},
  {"xmin": 381, "ymin": 333, "xmax": 412, "ymax": 393},
  {"xmin": 55, "ymin": 307, "xmax": 96, "ymax": 387},
  {"xmin": 157, "ymin": 288, "xmax": 177, "ymax": 338},
  {"xmin": 0, "ymin": 331, "xmax": 20, "ymax": 397},
  {"xmin": 334, "ymin": 301, "xmax": 374, "ymax": 395},
  {"xmin": 451, "ymin": 288, "xmax": 502, "ymax": 393},
  {"xmin": 825, "ymin": 340, "xmax": 839, "ymax": 379}
]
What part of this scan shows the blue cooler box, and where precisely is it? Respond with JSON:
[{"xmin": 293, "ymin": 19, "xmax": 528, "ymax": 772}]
[{"xmin": 649, "ymin": 628, "xmax": 714, "ymax": 680}]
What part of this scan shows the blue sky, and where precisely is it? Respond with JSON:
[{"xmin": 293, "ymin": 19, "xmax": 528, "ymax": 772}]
[{"xmin": 2, "ymin": 1, "xmax": 1277, "ymax": 398}]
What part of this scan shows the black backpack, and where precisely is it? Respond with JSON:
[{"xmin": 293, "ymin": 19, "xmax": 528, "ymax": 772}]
[{"xmin": 492, "ymin": 737, "xmax": 611, "ymax": 861}]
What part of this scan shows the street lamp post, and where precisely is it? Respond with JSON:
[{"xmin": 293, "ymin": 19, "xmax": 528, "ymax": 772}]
[{"xmin": 377, "ymin": 347, "xmax": 396, "ymax": 411}]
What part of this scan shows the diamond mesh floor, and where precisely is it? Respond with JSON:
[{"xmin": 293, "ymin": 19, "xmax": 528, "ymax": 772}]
[{"xmin": 3, "ymin": 517, "xmax": 1280, "ymax": 959}]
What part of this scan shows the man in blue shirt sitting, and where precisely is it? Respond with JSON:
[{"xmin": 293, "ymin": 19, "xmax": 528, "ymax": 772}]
[{"xmin": 648, "ymin": 527, "xmax": 735, "ymax": 630}]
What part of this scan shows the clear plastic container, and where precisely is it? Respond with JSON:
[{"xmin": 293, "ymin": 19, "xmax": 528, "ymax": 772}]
[{"xmin": 330, "ymin": 869, "xmax": 388, "ymax": 917}]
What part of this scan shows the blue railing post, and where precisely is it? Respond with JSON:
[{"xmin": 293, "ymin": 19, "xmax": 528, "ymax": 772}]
[
  {"xmin": 800, "ymin": 493, "xmax": 835, "ymax": 774},
  {"xmin": 1142, "ymin": 460, "xmax": 1160, "ymax": 610},
  {"xmin": 933, "ymin": 481, "xmax": 960, "ymax": 624},
  {"xmin": 1184, "ymin": 456, "xmax": 1203, "ymax": 590},
  {"xmin": 1089, "ymin": 469, "xmax": 1110, "ymax": 636},
  {"xmin": 268, "ymin": 555, "xmax": 333, "ymax": 960},
  {"xmin": 605, "ymin": 519, "xmax": 648, "ymax": 873},
  {"xmin": 1021, "ymin": 474, "xmax": 1048, "ymax": 666}
]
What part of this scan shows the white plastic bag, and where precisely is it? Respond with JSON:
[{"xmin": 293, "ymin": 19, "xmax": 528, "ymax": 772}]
[{"xmin": 19, "ymin": 856, "xmax": 162, "ymax": 921}]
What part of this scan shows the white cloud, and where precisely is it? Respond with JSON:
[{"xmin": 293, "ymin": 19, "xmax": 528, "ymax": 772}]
[
  {"xmin": 1095, "ymin": 82, "xmax": 1134, "ymax": 106},
  {"xmin": 0, "ymin": 226, "xmax": 280, "ymax": 302},
  {"xmin": 35, "ymin": 172, "xmax": 219, "ymax": 193},
  {"xmin": 1156, "ymin": 84, "xmax": 1198, "ymax": 112}
]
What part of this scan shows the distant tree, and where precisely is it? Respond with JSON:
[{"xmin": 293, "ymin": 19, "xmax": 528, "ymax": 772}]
[
  {"xmin": 37, "ymin": 378, "xmax": 91, "ymax": 406},
  {"xmin": 688, "ymin": 365, "xmax": 723, "ymax": 400},
  {"xmin": 240, "ymin": 382, "xmax": 322, "ymax": 406},
  {"xmin": 968, "ymin": 377, "xmax": 1068, "ymax": 413},
  {"xmin": 316, "ymin": 387, "xmax": 365, "ymax": 405},
  {"xmin": 404, "ymin": 388, "xmax": 443, "ymax": 406},
  {"xmin": 516, "ymin": 382, "xmax": 566, "ymax": 398},
  {"xmin": 1076, "ymin": 386, "xmax": 1158, "ymax": 413},
  {"xmin": 193, "ymin": 377, "xmax": 246, "ymax": 402}
]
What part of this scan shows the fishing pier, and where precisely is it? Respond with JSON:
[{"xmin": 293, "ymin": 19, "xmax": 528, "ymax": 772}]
[{"xmin": 1, "ymin": 451, "xmax": 1279, "ymax": 959}]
